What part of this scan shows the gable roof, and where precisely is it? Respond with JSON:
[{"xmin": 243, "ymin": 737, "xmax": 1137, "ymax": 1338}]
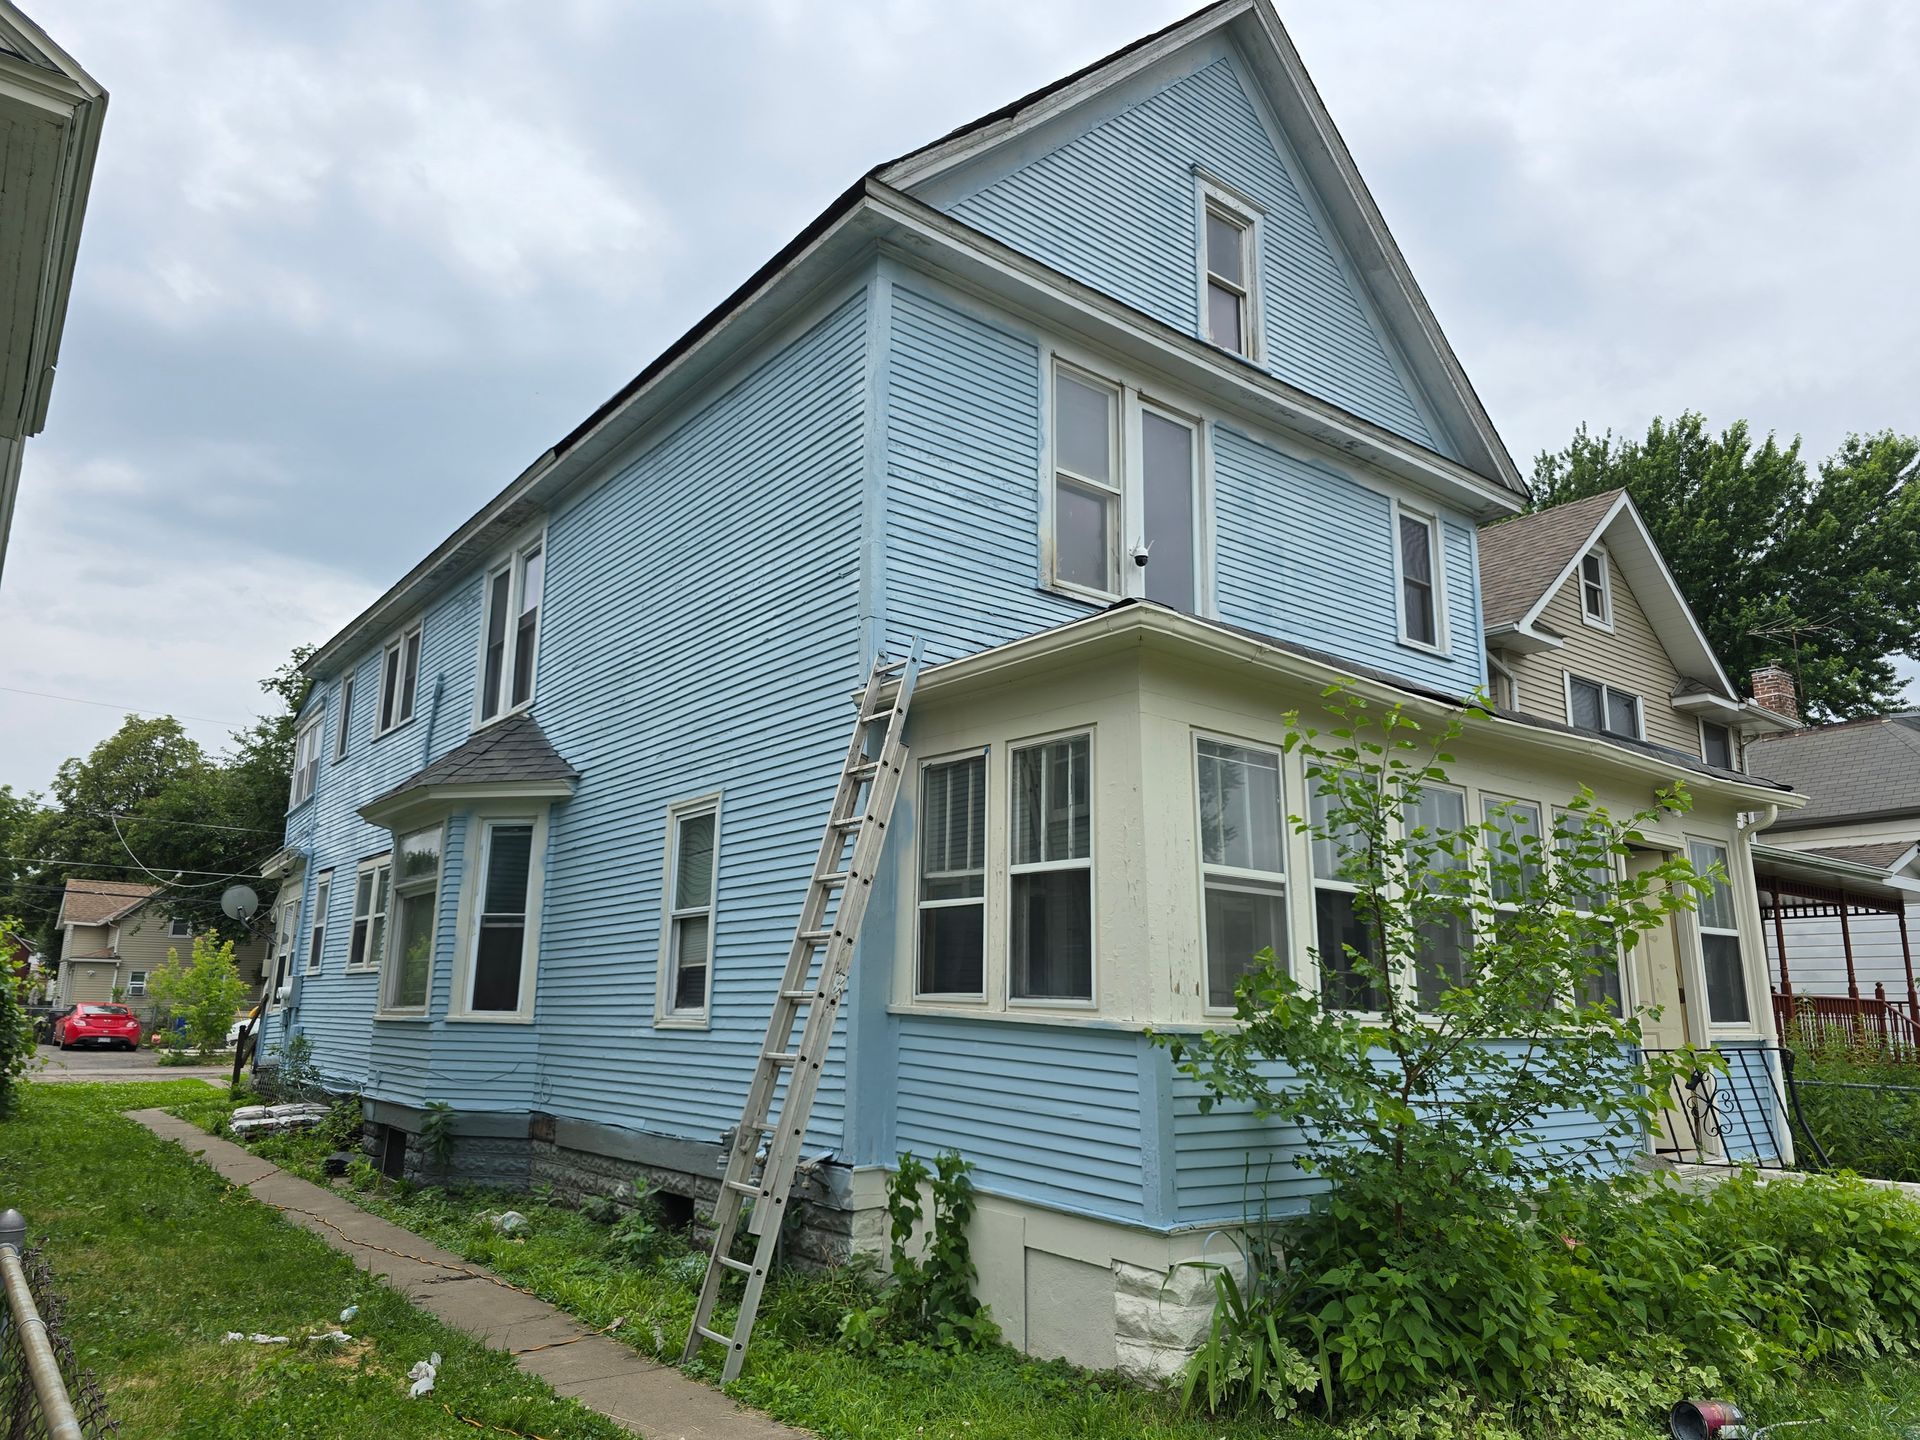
[
  {"xmin": 56, "ymin": 878, "xmax": 157, "ymax": 927},
  {"xmin": 363, "ymin": 713, "xmax": 578, "ymax": 817},
  {"xmin": 1748, "ymin": 714, "xmax": 1920, "ymax": 832},
  {"xmin": 1478, "ymin": 489, "xmax": 1735, "ymax": 699},
  {"xmin": 875, "ymin": 0, "xmax": 1523, "ymax": 498},
  {"xmin": 1797, "ymin": 840, "xmax": 1920, "ymax": 871}
]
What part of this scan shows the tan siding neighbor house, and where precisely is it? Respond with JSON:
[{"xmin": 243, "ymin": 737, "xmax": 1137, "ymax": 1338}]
[{"xmin": 54, "ymin": 878, "xmax": 268, "ymax": 1018}]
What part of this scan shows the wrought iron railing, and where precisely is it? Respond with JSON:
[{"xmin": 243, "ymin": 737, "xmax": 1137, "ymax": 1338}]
[
  {"xmin": 1641, "ymin": 1045, "xmax": 1821, "ymax": 1171},
  {"xmin": 0, "ymin": 1210, "xmax": 116, "ymax": 1440}
]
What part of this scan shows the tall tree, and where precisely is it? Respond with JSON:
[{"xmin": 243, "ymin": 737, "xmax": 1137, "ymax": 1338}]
[{"xmin": 1531, "ymin": 414, "xmax": 1920, "ymax": 720}]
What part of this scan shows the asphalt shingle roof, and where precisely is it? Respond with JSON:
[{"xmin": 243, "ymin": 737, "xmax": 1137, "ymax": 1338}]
[
  {"xmin": 1747, "ymin": 714, "xmax": 1920, "ymax": 830},
  {"xmin": 1477, "ymin": 490, "xmax": 1624, "ymax": 630},
  {"xmin": 58, "ymin": 879, "xmax": 157, "ymax": 926},
  {"xmin": 1797, "ymin": 840, "xmax": 1919, "ymax": 870},
  {"xmin": 368, "ymin": 714, "xmax": 578, "ymax": 810}
]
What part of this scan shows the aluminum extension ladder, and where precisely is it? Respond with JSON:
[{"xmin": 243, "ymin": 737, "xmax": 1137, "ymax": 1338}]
[{"xmin": 683, "ymin": 642, "xmax": 922, "ymax": 1381}]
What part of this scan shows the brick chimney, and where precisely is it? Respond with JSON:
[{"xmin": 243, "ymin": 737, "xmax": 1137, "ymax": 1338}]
[{"xmin": 1750, "ymin": 664, "xmax": 1799, "ymax": 721}]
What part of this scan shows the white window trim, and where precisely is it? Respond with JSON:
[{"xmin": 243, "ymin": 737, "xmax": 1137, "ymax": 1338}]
[
  {"xmin": 288, "ymin": 714, "xmax": 323, "ymax": 810},
  {"xmin": 266, "ymin": 889, "xmax": 301, "ymax": 1013},
  {"xmin": 333, "ymin": 674, "xmax": 355, "ymax": 763},
  {"xmin": 167, "ymin": 916, "xmax": 193, "ymax": 939},
  {"xmin": 1193, "ymin": 172, "xmax": 1264, "ymax": 363},
  {"xmin": 1006, "ymin": 727, "xmax": 1098, "ymax": 1011},
  {"xmin": 471, "ymin": 526, "xmax": 549, "ymax": 732},
  {"xmin": 1699, "ymin": 717, "xmax": 1737, "ymax": 771},
  {"xmin": 1579, "ymin": 547, "xmax": 1614, "ymax": 631},
  {"xmin": 1687, "ymin": 834, "xmax": 1760, "ymax": 1033},
  {"xmin": 305, "ymin": 871, "xmax": 332, "ymax": 975},
  {"xmin": 1564, "ymin": 671, "xmax": 1646, "ymax": 741},
  {"xmin": 1040, "ymin": 348, "xmax": 1217, "ymax": 615},
  {"xmin": 1389, "ymin": 498, "xmax": 1450, "ymax": 656},
  {"xmin": 378, "ymin": 824, "xmax": 444, "ymax": 1018},
  {"xmin": 1193, "ymin": 730, "xmax": 1290, "ymax": 1017},
  {"xmin": 913, "ymin": 749, "xmax": 991, "ymax": 1003},
  {"xmin": 656, "ymin": 792, "xmax": 722, "ymax": 1028},
  {"xmin": 445, "ymin": 810, "xmax": 549, "ymax": 1023},
  {"xmin": 374, "ymin": 620, "xmax": 424, "ymax": 740},
  {"xmin": 1405, "ymin": 780, "xmax": 1472, "ymax": 1012},
  {"xmin": 345, "ymin": 853, "xmax": 391, "ymax": 973},
  {"xmin": 127, "ymin": 970, "xmax": 147, "ymax": 997}
]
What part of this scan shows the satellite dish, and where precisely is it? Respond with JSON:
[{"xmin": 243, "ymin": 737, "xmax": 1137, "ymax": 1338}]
[{"xmin": 221, "ymin": 884, "xmax": 261, "ymax": 922}]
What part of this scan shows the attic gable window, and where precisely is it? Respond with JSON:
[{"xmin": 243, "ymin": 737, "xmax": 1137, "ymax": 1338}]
[
  {"xmin": 1196, "ymin": 179, "xmax": 1259, "ymax": 360},
  {"xmin": 479, "ymin": 538, "xmax": 545, "ymax": 724},
  {"xmin": 376, "ymin": 622, "xmax": 422, "ymax": 738},
  {"xmin": 1579, "ymin": 550, "xmax": 1612, "ymax": 627}
]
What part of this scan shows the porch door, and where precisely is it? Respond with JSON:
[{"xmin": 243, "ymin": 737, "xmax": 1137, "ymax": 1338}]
[{"xmin": 1624, "ymin": 849, "xmax": 1699, "ymax": 1156}]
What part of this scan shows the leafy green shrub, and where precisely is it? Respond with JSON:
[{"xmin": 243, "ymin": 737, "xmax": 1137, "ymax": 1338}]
[
  {"xmin": 840, "ymin": 1150, "xmax": 997, "ymax": 1353},
  {"xmin": 1792, "ymin": 1039, "xmax": 1920, "ymax": 1183},
  {"xmin": 147, "ymin": 934, "xmax": 249, "ymax": 1056},
  {"xmin": 420, "ymin": 1100, "xmax": 455, "ymax": 1173},
  {"xmin": 0, "ymin": 950, "xmax": 38, "ymax": 1114},
  {"xmin": 604, "ymin": 1177, "xmax": 678, "ymax": 1266}
]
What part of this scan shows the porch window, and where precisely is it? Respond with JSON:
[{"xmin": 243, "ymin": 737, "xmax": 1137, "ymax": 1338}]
[
  {"xmin": 1689, "ymin": 839, "xmax": 1750, "ymax": 1024},
  {"xmin": 1408, "ymin": 783, "xmax": 1471, "ymax": 1010},
  {"xmin": 480, "ymin": 539, "xmax": 544, "ymax": 722},
  {"xmin": 1010, "ymin": 734, "xmax": 1093, "ymax": 1003},
  {"xmin": 1701, "ymin": 721, "xmax": 1734, "ymax": 770},
  {"xmin": 468, "ymin": 821, "xmax": 534, "ymax": 1013},
  {"xmin": 1568, "ymin": 674, "xmax": 1641, "ymax": 739},
  {"xmin": 1196, "ymin": 738, "xmax": 1288, "ymax": 1009},
  {"xmin": 917, "ymin": 756, "xmax": 986, "ymax": 997},
  {"xmin": 1396, "ymin": 510, "xmax": 1439, "ymax": 648},
  {"xmin": 1203, "ymin": 203, "xmax": 1254, "ymax": 357},
  {"xmin": 1052, "ymin": 368, "xmax": 1121, "ymax": 597},
  {"xmin": 1579, "ymin": 551, "xmax": 1612, "ymax": 626},
  {"xmin": 1310, "ymin": 770, "xmax": 1382, "ymax": 1010},
  {"xmin": 348, "ymin": 856, "xmax": 391, "ymax": 971},
  {"xmin": 377, "ymin": 622, "xmax": 422, "ymax": 737},
  {"xmin": 1557, "ymin": 809, "xmax": 1623, "ymax": 1012},
  {"xmin": 333, "ymin": 674, "xmax": 355, "ymax": 762},
  {"xmin": 306, "ymin": 872, "xmax": 331, "ymax": 974},
  {"xmin": 289, "ymin": 715, "xmax": 322, "ymax": 809},
  {"xmin": 661, "ymin": 799, "xmax": 718, "ymax": 1020},
  {"xmin": 383, "ymin": 826, "xmax": 441, "ymax": 1012}
]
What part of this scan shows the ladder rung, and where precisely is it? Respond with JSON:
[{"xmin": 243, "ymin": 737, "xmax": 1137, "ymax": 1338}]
[
  {"xmin": 717, "ymin": 1255, "xmax": 756, "ymax": 1275},
  {"xmin": 849, "ymin": 761, "xmax": 879, "ymax": 779},
  {"xmin": 874, "ymin": 657, "xmax": 911, "ymax": 674},
  {"xmin": 798, "ymin": 929, "xmax": 832, "ymax": 944},
  {"xmin": 695, "ymin": 1325, "xmax": 737, "ymax": 1347},
  {"xmin": 781, "ymin": 988, "xmax": 819, "ymax": 1001},
  {"xmin": 862, "ymin": 706, "xmax": 897, "ymax": 722},
  {"xmin": 829, "ymin": 814, "xmax": 865, "ymax": 831},
  {"xmin": 819, "ymin": 871, "xmax": 850, "ymax": 887},
  {"xmin": 725, "ymin": 1178, "xmax": 765, "ymax": 1197},
  {"xmin": 764, "ymin": 1051, "xmax": 800, "ymax": 1066}
]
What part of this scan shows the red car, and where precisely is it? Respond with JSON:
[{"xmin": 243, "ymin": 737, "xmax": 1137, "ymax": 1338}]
[{"xmin": 57, "ymin": 1004, "xmax": 143, "ymax": 1051}]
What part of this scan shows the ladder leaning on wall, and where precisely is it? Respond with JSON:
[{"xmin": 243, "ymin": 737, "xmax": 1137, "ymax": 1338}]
[{"xmin": 683, "ymin": 641, "xmax": 922, "ymax": 1382}]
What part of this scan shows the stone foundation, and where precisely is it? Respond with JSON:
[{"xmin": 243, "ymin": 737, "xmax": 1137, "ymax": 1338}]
[{"xmin": 1112, "ymin": 1258, "xmax": 1231, "ymax": 1382}]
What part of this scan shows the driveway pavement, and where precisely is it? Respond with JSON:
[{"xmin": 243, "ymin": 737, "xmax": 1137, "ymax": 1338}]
[{"xmin": 31, "ymin": 1042, "xmax": 233, "ymax": 1083}]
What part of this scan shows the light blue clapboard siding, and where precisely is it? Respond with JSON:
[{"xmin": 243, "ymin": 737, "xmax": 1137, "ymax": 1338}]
[
  {"xmin": 1712, "ymin": 1040, "xmax": 1787, "ymax": 1165},
  {"xmin": 895, "ymin": 1015, "xmax": 1150, "ymax": 1221},
  {"xmin": 528, "ymin": 290, "xmax": 868, "ymax": 1152},
  {"xmin": 881, "ymin": 281, "xmax": 1087, "ymax": 662},
  {"xmin": 1213, "ymin": 423, "xmax": 1485, "ymax": 694},
  {"xmin": 944, "ymin": 55, "xmax": 1442, "ymax": 452}
]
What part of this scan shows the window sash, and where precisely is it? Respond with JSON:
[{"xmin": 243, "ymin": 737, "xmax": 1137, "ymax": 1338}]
[
  {"xmin": 468, "ymin": 821, "xmax": 534, "ymax": 1013},
  {"xmin": 1580, "ymin": 553, "xmax": 1610, "ymax": 622},
  {"xmin": 306, "ymin": 875, "xmax": 331, "ymax": 974},
  {"xmin": 1692, "ymin": 836, "xmax": 1751, "ymax": 1026},
  {"xmin": 348, "ymin": 861, "xmax": 390, "ymax": 970},
  {"xmin": 918, "ymin": 756, "xmax": 986, "ymax": 998},
  {"xmin": 663, "ymin": 804, "xmax": 718, "ymax": 1017},
  {"xmin": 333, "ymin": 676, "xmax": 355, "ymax": 762},
  {"xmin": 1482, "ymin": 796, "xmax": 1544, "ymax": 904},
  {"xmin": 168, "ymin": 916, "xmax": 193, "ymax": 938},
  {"xmin": 127, "ymin": 971, "xmax": 146, "ymax": 996},
  {"xmin": 1203, "ymin": 204, "xmax": 1252, "ymax": 356},
  {"xmin": 1398, "ymin": 513, "xmax": 1438, "ymax": 646},
  {"xmin": 1052, "ymin": 367, "xmax": 1121, "ymax": 597},
  {"xmin": 1702, "ymin": 722, "xmax": 1734, "ymax": 769},
  {"xmin": 1407, "ymin": 784, "xmax": 1472, "ymax": 1009},
  {"xmin": 1141, "ymin": 408, "xmax": 1197, "ymax": 611},
  {"xmin": 1569, "ymin": 675, "xmax": 1640, "ymax": 738},
  {"xmin": 1009, "ymin": 735, "xmax": 1093, "ymax": 1003},
  {"xmin": 377, "ymin": 625, "xmax": 421, "ymax": 735},
  {"xmin": 289, "ymin": 720, "xmax": 322, "ymax": 808}
]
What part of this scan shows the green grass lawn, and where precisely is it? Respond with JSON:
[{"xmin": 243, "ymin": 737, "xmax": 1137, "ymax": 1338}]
[
  {"xmin": 163, "ymin": 1092, "xmax": 1920, "ymax": 1440},
  {"xmin": 0, "ymin": 1081, "xmax": 631, "ymax": 1440}
]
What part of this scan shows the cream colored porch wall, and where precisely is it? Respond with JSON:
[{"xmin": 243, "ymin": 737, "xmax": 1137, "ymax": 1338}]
[{"xmin": 894, "ymin": 643, "xmax": 1777, "ymax": 1045}]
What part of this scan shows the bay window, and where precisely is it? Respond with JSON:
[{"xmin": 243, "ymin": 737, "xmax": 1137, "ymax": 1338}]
[
  {"xmin": 660, "ymin": 798, "xmax": 718, "ymax": 1021},
  {"xmin": 1010, "ymin": 734, "xmax": 1093, "ymax": 1003},
  {"xmin": 383, "ymin": 825, "xmax": 441, "ymax": 1012},
  {"xmin": 1196, "ymin": 737, "xmax": 1288, "ymax": 1009},
  {"xmin": 479, "ymin": 538, "xmax": 544, "ymax": 723},
  {"xmin": 1408, "ymin": 783, "xmax": 1471, "ymax": 1010},
  {"xmin": 466, "ymin": 821, "xmax": 534, "ymax": 1013},
  {"xmin": 1689, "ymin": 839, "xmax": 1749, "ymax": 1024},
  {"xmin": 917, "ymin": 756, "xmax": 986, "ymax": 997},
  {"xmin": 1310, "ymin": 771, "xmax": 1383, "ymax": 1011}
]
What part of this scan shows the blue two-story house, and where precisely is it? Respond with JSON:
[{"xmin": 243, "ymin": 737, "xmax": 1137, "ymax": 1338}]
[{"xmin": 263, "ymin": 0, "xmax": 1801, "ymax": 1377}]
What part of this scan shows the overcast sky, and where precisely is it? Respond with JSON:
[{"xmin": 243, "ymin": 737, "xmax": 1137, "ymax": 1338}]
[{"xmin": 1, "ymin": 0, "xmax": 1915, "ymax": 795}]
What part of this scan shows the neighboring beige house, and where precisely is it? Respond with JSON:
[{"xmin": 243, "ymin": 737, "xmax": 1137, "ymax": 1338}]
[
  {"xmin": 53, "ymin": 878, "xmax": 268, "ymax": 1017},
  {"xmin": 1478, "ymin": 490, "xmax": 1798, "ymax": 770}
]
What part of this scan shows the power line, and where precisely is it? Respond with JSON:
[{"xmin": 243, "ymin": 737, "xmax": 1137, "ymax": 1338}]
[
  {"xmin": 0, "ymin": 855, "xmax": 265, "ymax": 881},
  {"xmin": 0, "ymin": 682, "xmax": 248, "ymax": 728},
  {"xmin": 22, "ymin": 803, "xmax": 288, "ymax": 838}
]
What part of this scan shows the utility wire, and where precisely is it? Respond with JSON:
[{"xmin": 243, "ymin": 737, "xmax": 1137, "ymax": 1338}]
[
  {"xmin": 0, "ymin": 855, "xmax": 266, "ymax": 880},
  {"xmin": 21, "ymin": 803, "xmax": 288, "ymax": 838},
  {"xmin": 0, "ymin": 682, "xmax": 247, "ymax": 728}
]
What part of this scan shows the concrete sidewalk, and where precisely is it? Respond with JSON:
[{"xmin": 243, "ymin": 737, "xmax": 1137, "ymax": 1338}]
[{"xmin": 131, "ymin": 1109, "xmax": 808, "ymax": 1440}]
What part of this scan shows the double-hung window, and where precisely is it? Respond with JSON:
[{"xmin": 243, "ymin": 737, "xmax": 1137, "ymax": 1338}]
[
  {"xmin": 1052, "ymin": 367, "xmax": 1122, "ymax": 598},
  {"xmin": 168, "ymin": 916, "xmax": 192, "ymax": 939},
  {"xmin": 1010, "ymin": 734, "xmax": 1093, "ymax": 1003},
  {"xmin": 383, "ymin": 827, "xmax": 441, "ymax": 1011},
  {"xmin": 466, "ymin": 820, "xmax": 534, "ymax": 1013},
  {"xmin": 377, "ymin": 623, "xmax": 422, "ymax": 737},
  {"xmin": 1396, "ymin": 509, "xmax": 1440, "ymax": 648},
  {"xmin": 1196, "ymin": 738, "xmax": 1288, "ymax": 1010},
  {"xmin": 1568, "ymin": 675, "xmax": 1641, "ymax": 739},
  {"xmin": 917, "ymin": 756, "xmax": 986, "ymax": 998},
  {"xmin": 1580, "ymin": 550, "xmax": 1612, "ymax": 626},
  {"xmin": 480, "ymin": 539, "xmax": 544, "ymax": 722},
  {"xmin": 269, "ymin": 892, "xmax": 299, "ymax": 1006},
  {"xmin": 127, "ymin": 970, "xmax": 146, "ymax": 997},
  {"xmin": 1701, "ymin": 721, "xmax": 1735, "ymax": 770},
  {"xmin": 1557, "ymin": 809, "xmax": 1623, "ymax": 1012},
  {"xmin": 1199, "ymin": 187, "xmax": 1258, "ymax": 358},
  {"xmin": 660, "ymin": 799, "xmax": 718, "ymax": 1021},
  {"xmin": 333, "ymin": 675, "xmax": 355, "ymax": 762},
  {"xmin": 289, "ymin": 716, "xmax": 322, "ymax": 809},
  {"xmin": 306, "ymin": 872, "xmax": 331, "ymax": 974},
  {"xmin": 1408, "ymin": 784, "xmax": 1472, "ymax": 1010},
  {"xmin": 1689, "ymin": 839, "xmax": 1749, "ymax": 1024},
  {"xmin": 1310, "ymin": 771, "xmax": 1382, "ymax": 1010},
  {"xmin": 348, "ymin": 856, "xmax": 391, "ymax": 971}
]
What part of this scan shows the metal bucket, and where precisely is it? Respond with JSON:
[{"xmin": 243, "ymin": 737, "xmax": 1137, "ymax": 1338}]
[{"xmin": 1671, "ymin": 1399, "xmax": 1746, "ymax": 1440}]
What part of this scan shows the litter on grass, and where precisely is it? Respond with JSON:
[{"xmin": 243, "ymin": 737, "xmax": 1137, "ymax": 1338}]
[
  {"xmin": 229, "ymin": 1103, "xmax": 332, "ymax": 1135},
  {"xmin": 339, "ymin": 1304, "xmax": 359, "ymax": 1323},
  {"xmin": 406, "ymin": 1352, "xmax": 442, "ymax": 1399},
  {"xmin": 221, "ymin": 1332, "xmax": 290, "ymax": 1345}
]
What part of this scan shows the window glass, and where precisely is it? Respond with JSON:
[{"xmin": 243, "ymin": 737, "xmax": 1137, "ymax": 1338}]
[
  {"xmin": 1010, "ymin": 736, "xmax": 1093, "ymax": 1001},
  {"xmin": 334, "ymin": 675, "xmax": 355, "ymax": 762},
  {"xmin": 1605, "ymin": 688, "xmax": 1640, "ymax": 738},
  {"xmin": 1316, "ymin": 887, "xmax": 1382, "ymax": 1011},
  {"xmin": 387, "ymin": 826, "xmax": 441, "ymax": 1010},
  {"xmin": 1204, "ymin": 207, "xmax": 1250, "ymax": 355},
  {"xmin": 1690, "ymin": 838, "xmax": 1748, "ymax": 1023},
  {"xmin": 1569, "ymin": 677, "xmax": 1604, "ymax": 731},
  {"xmin": 1053, "ymin": 370, "xmax": 1118, "ymax": 595},
  {"xmin": 1702, "ymin": 722, "xmax": 1734, "ymax": 769},
  {"xmin": 350, "ymin": 861, "xmax": 390, "ymax": 970},
  {"xmin": 481, "ymin": 568, "xmax": 511, "ymax": 719},
  {"xmin": 472, "ymin": 823, "xmax": 533, "ymax": 1012},
  {"xmin": 307, "ymin": 874, "xmax": 331, "ymax": 974},
  {"xmin": 1055, "ymin": 373, "xmax": 1112, "ymax": 482},
  {"xmin": 378, "ymin": 625, "xmax": 421, "ymax": 735},
  {"xmin": 1141, "ymin": 411, "xmax": 1196, "ymax": 611},
  {"xmin": 1408, "ymin": 785, "xmax": 1471, "ymax": 1009},
  {"xmin": 1555, "ymin": 810, "xmax": 1614, "ymax": 913},
  {"xmin": 380, "ymin": 646, "xmax": 401, "ymax": 732},
  {"xmin": 665, "ymin": 806, "xmax": 718, "ymax": 1015},
  {"xmin": 400, "ymin": 629, "xmax": 421, "ymax": 723},
  {"xmin": 289, "ymin": 719, "xmax": 322, "ymax": 808},
  {"xmin": 1197, "ymin": 739, "xmax": 1288, "ymax": 1007},
  {"xmin": 1205, "ymin": 211, "xmax": 1245, "ymax": 286},
  {"xmin": 1399, "ymin": 514, "xmax": 1437, "ymax": 645},
  {"xmin": 1482, "ymin": 797, "xmax": 1544, "ymax": 905},
  {"xmin": 919, "ymin": 756, "xmax": 986, "ymax": 996},
  {"xmin": 1206, "ymin": 282, "xmax": 1243, "ymax": 355},
  {"xmin": 128, "ymin": 971, "xmax": 146, "ymax": 995},
  {"xmin": 1581, "ymin": 553, "xmax": 1609, "ymax": 621},
  {"xmin": 169, "ymin": 916, "xmax": 193, "ymax": 938},
  {"xmin": 513, "ymin": 546, "xmax": 543, "ymax": 708}
]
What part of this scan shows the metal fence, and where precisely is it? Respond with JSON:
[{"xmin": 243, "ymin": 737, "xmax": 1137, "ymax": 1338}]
[
  {"xmin": 1774, "ymin": 987, "xmax": 1920, "ymax": 1056},
  {"xmin": 0, "ymin": 1211, "xmax": 116, "ymax": 1440},
  {"xmin": 1644, "ymin": 1044, "xmax": 1811, "ymax": 1170}
]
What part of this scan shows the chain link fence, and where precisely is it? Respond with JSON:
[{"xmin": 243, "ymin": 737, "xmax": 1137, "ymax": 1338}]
[{"xmin": 1, "ymin": 1223, "xmax": 117, "ymax": 1440}]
